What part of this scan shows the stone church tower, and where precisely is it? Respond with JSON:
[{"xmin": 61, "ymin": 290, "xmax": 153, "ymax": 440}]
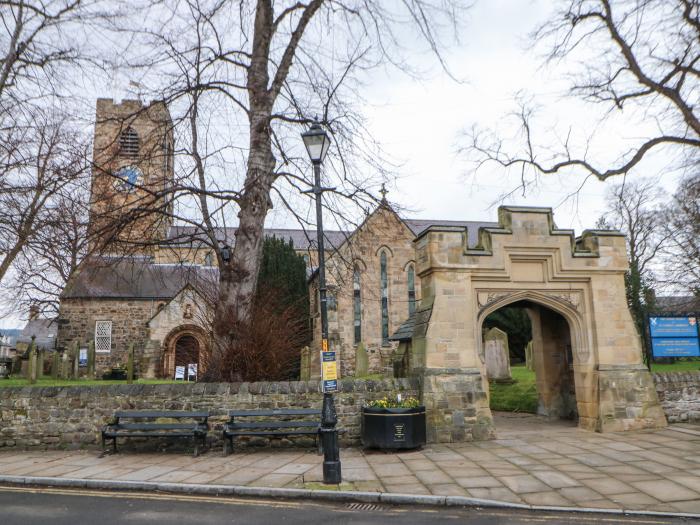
[{"xmin": 89, "ymin": 98, "xmax": 174, "ymax": 255}]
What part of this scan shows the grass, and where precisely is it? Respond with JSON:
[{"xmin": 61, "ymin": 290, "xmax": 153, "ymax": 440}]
[
  {"xmin": 0, "ymin": 377, "xmax": 178, "ymax": 388},
  {"xmin": 650, "ymin": 361, "xmax": 700, "ymax": 372},
  {"xmin": 490, "ymin": 361, "xmax": 700, "ymax": 414},
  {"xmin": 489, "ymin": 365, "xmax": 538, "ymax": 413}
]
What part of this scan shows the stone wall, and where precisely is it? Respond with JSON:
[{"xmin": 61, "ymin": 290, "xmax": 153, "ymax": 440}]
[
  {"xmin": 653, "ymin": 372, "xmax": 700, "ymax": 424},
  {"xmin": 0, "ymin": 378, "xmax": 418, "ymax": 449},
  {"xmin": 57, "ymin": 298, "xmax": 158, "ymax": 374}
]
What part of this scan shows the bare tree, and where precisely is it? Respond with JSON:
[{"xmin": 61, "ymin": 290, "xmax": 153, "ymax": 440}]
[
  {"xmin": 661, "ymin": 173, "xmax": 700, "ymax": 297},
  {"xmin": 596, "ymin": 178, "xmax": 670, "ymax": 335},
  {"xmin": 112, "ymin": 0, "xmax": 465, "ymax": 359},
  {"xmin": 465, "ymin": 0, "xmax": 699, "ymax": 183},
  {"xmin": 0, "ymin": 0, "xmax": 120, "ymax": 308}
]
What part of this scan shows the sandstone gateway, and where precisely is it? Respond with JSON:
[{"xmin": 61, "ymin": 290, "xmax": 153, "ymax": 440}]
[{"xmin": 56, "ymin": 98, "xmax": 666, "ymax": 444}]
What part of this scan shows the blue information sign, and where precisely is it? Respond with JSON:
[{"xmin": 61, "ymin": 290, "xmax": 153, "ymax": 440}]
[
  {"xmin": 649, "ymin": 317, "xmax": 698, "ymax": 338},
  {"xmin": 651, "ymin": 337, "xmax": 700, "ymax": 357},
  {"xmin": 649, "ymin": 316, "xmax": 699, "ymax": 358}
]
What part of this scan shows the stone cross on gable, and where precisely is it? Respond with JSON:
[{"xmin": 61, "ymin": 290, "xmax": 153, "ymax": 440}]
[{"xmin": 379, "ymin": 183, "xmax": 388, "ymax": 203}]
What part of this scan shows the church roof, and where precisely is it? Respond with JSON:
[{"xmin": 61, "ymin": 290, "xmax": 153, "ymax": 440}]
[
  {"xmin": 17, "ymin": 318, "xmax": 59, "ymax": 350},
  {"xmin": 402, "ymin": 219, "xmax": 498, "ymax": 247},
  {"xmin": 164, "ymin": 218, "xmax": 497, "ymax": 252},
  {"xmin": 165, "ymin": 225, "xmax": 351, "ymax": 252},
  {"xmin": 62, "ymin": 258, "xmax": 218, "ymax": 300}
]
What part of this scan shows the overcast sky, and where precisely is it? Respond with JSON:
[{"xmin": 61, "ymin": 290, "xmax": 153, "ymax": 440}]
[
  {"xmin": 1, "ymin": 0, "xmax": 682, "ymax": 329},
  {"xmin": 263, "ymin": 0, "xmax": 679, "ymax": 232}
]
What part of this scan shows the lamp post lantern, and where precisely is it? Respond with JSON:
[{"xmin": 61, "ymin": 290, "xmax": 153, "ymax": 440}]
[{"xmin": 301, "ymin": 121, "xmax": 341, "ymax": 485}]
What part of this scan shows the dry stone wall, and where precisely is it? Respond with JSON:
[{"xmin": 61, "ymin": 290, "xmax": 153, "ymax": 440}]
[
  {"xmin": 653, "ymin": 372, "xmax": 700, "ymax": 423},
  {"xmin": 0, "ymin": 378, "xmax": 418, "ymax": 449}
]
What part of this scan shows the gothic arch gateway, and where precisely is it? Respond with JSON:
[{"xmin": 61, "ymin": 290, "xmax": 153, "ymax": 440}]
[{"xmin": 409, "ymin": 206, "xmax": 667, "ymax": 443}]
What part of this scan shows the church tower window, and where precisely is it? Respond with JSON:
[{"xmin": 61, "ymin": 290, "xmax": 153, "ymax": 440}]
[
  {"xmin": 380, "ymin": 251, "xmax": 389, "ymax": 344},
  {"xmin": 408, "ymin": 264, "xmax": 416, "ymax": 315},
  {"xmin": 353, "ymin": 266, "xmax": 362, "ymax": 344},
  {"xmin": 119, "ymin": 127, "xmax": 139, "ymax": 157}
]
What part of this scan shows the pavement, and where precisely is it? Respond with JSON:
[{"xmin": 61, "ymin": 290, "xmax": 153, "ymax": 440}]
[{"xmin": 2, "ymin": 413, "xmax": 700, "ymax": 517}]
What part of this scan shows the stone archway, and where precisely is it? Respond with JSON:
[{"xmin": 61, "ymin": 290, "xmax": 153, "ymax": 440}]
[
  {"xmin": 410, "ymin": 206, "xmax": 667, "ymax": 443},
  {"xmin": 161, "ymin": 325, "xmax": 209, "ymax": 379},
  {"xmin": 478, "ymin": 294, "xmax": 588, "ymax": 427}
]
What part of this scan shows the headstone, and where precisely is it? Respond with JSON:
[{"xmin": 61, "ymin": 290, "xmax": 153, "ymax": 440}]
[
  {"xmin": 127, "ymin": 343, "xmax": 134, "ymax": 384},
  {"xmin": 87, "ymin": 340, "xmax": 96, "ymax": 379},
  {"xmin": 52, "ymin": 351, "xmax": 60, "ymax": 379},
  {"xmin": 299, "ymin": 346, "xmax": 311, "ymax": 381},
  {"xmin": 525, "ymin": 340, "xmax": 534, "ymax": 371},
  {"xmin": 72, "ymin": 343, "xmax": 79, "ymax": 379},
  {"xmin": 355, "ymin": 342, "xmax": 368, "ymax": 377},
  {"xmin": 484, "ymin": 327, "xmax": 511, "ymax": 381}
]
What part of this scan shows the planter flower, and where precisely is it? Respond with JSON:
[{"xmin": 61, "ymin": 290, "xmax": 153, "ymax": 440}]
[{"xmin": 361, "ymin": 394, "xmax": 426, "ymax": 450}]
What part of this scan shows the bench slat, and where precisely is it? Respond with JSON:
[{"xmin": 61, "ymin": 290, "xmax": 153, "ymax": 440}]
[
  {"xmin": 110, "ymin": 423, "xmax": 204, "ymax": 431},
  {"xmin": 104, "ymin": 432, "xmax": 203, "ymax": 438},
  {"xmin": 228, "ymin": 409, "xmax": 320, "ymax": 417},
  {"xmin": 115, "ymin": 410, "xmax": 209, "ymax": 419},
  {"xmin": 224, "ymin": 429, "xmax": 319, "ymax": 437},
  {"xmin": 226, "ymin": 421, "xmax": 319, "ymax": 430}
]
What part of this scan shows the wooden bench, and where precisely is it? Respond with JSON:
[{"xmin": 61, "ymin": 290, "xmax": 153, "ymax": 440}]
[
  {"xmin": 222, "ymin": 408, "xmax": 321, "ymax": 455},
  {"xmin": 102, "ymin": 410, "xmax": 209, "ymax": 457}
]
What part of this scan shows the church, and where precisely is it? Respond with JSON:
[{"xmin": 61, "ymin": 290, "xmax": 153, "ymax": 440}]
[
  {"xmin": 57, "ymin": 97, "xmax": 489, "ymax": 379},
  {"xmin": 56, "ymin": 98, "xmax": 667, "ymax": 441}
]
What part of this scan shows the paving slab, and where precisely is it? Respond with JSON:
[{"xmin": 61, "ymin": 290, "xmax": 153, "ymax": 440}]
[{"xmin": 1, "ymin": 413, "xmax": 700, "ymax": 516}]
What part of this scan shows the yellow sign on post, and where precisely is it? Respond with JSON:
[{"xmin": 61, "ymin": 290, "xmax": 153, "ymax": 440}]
[{"xmin": 320, "ymin": 339, "xmax": 338, "ymax": 392}]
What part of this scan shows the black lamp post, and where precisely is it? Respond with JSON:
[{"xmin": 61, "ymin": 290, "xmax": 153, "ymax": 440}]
[{"xmin": 301, "ymin": 121, "xmax": 341, "ymax": 485}]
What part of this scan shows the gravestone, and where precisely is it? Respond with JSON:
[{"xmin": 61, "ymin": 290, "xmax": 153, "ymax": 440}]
[
  {"xmin": 525, "ymin": 340, "xmax": 534, "ymax": 371},
  {"xmin": 484, "ymin": 327, "xmax": 511, "ymax": 381},
  {"xmin": 299, "ymin": 346, "xmax": 311, "ymax": 381},
  {"xmin": 355, "ymin": 342, "xmax": 368, "ymax": 377}
]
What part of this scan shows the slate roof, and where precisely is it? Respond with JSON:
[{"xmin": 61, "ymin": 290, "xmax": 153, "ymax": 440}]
[
  {"xmin": 389, "ymin": 313, "xmax": 416, "ymax": 342},
  {"xmin": 655, "ymin": 296, "xmax": 700, "ymax": 314},
  {"xmin": 62, "ymin": 258, "xmax": 218, "ymax": 300},
  {"xmin": 165, "ymin": 225, "xmax": 350, "ymax": 252},
  {"xmin": 402, "ymin": 219, "xmax": 498, "ymax": 248},
  {"xmin": 165, "ymin": 219, "xmax": 498, "ymax": 252},
  {"xmin": 16, "ymin": 318, "xmax": 59, "ymax": 350}
]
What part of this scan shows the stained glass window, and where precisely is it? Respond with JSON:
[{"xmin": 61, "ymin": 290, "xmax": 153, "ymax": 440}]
[
  {"xmin": 353, "ymin": 266, "xmax": 361, "ymax": 344},
  {"xmin": 408, "ymin": 264, "xmax": 416, "ymax": 315},
  {"xmin": 380, "ymin": 251, "xmax": 389, "ymax": 344}
]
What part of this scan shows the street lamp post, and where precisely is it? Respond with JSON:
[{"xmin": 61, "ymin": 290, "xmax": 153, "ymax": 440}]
[{"xmin": 301, "ymin": 121, "xmax": 341, "ymax": 485}]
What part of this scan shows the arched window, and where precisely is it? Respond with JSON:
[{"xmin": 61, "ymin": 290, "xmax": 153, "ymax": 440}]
[
  {"xmin": 204, "ymin": 252, "xmax": 213, "ymax": 266},
  {"xmin": 353, "ymin": 266, "xmax": 362, "ymax": 344},
  {"xmin": 408, "ymin": 264, "xmax": 416, "ymax": 315},
  {"xmin": 119, "ymin": 127, "xmax": 139, "ymax": 157},
  {"xmin": 380, "ymin": 251, "xmax": 389, "ymax": 344}
]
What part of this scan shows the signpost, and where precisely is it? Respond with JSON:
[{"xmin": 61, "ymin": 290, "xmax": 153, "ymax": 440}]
[
  {"xmin": 321, "ymin": 345, "xmax": 338, "ymax": 393},
  {"xmin": 649, "ymin": 315, "xmax": 700, "ymax": 358}
]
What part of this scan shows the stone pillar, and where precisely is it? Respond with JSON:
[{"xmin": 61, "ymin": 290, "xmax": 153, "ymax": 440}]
[
  {"xmin": 484, "ymin": 327, "xmax": 511, "ymax": 381},
  {"xmin": 28, "ymin": 340, "xmax": 37, "ymax": 385}
]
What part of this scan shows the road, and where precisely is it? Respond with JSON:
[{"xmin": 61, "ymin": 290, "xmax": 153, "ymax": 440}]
[{"xmin": 0, "ymin": 486, "xmax": 697, "ymax": 524}]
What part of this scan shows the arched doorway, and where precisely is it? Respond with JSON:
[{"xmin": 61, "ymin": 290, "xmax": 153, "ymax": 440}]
[
  {"xmin": 162, "ymin": 325, "xmax": 208, "ymax": 379},
  {"xmin": 482, "ymin": 300, "xmax": 577, "ymax": 422}
]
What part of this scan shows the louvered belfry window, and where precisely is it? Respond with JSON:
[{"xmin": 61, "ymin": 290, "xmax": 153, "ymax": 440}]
[
  {"xmin": 95, "ymin": 321, "xmax": 112, "ymax": 353},
  {"xmin": 119, "ymin": 127, "xmax": 139, "ymax": 157}
]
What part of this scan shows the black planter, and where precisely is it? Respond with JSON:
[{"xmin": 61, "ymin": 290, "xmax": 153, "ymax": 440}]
[{"xmin": 361, "ymin": 406, "xmax": 426, "ymax": 450}]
